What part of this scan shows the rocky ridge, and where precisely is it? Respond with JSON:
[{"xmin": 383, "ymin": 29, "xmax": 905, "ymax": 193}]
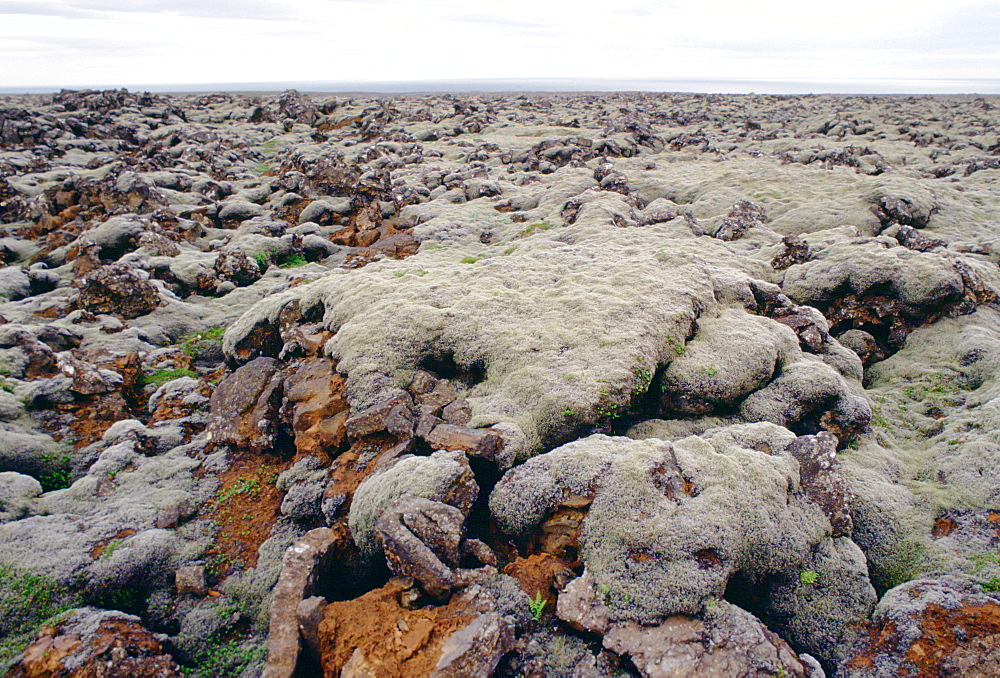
[{"xmin": 1, "ymin": 88, "xmax": 1000, "ymax": 676}]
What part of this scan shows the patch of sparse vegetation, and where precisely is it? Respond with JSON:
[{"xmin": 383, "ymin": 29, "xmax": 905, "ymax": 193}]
[
  {"xmin": 0, "ymin": 565, "xmax": 77, "ymax": 670},
  {"xmin": 516, "ymin": 222, "xmax": 551, "ymax": 238},
  {"xmin": 181, "ymin": 327, "xmax": 226, "ymax": 359},
  {"xmin": 38, "ymin": 453, "xmax": 72, "ymax": 492},
  {"xmin": 142, "ymin": 368, "xmax": 199, "ymax": 387},
  {"xmin": 182, "ymin": 636, "xmax": 265, "ymax": 677}
]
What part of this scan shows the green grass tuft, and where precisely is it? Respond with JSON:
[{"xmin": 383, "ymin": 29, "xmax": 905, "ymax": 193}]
[{"xmin": 142, "ymin": 368, "xmax": 199, "ymax": 387}]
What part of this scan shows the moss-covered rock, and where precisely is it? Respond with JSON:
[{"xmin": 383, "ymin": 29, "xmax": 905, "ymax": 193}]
[{"xmin": 490, "ymin": 428, "xmax": 875, "ymax": 665}]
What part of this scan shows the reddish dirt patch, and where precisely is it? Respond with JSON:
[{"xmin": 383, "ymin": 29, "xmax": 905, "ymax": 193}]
[
  {"xmin": 932, "ymin": 516, "xmax": 958, "ymax": 538},
  {"xmin": 904, "ymin": 603, "xmax": 1000, "ymax": 672},
  {"xmin": 201, "ymin": 451, "xmax": 295, "ymax": 580},
  {"xmin": 503, "ymin": 553, "xmax": 575, "ymax": 610},
  {"xmin": 321, "ymin": 434, "xmax": 400, "ymax": 522},
  {"xmin": 318, "ymin": 578, "xmax": 476, "ymax": 677},
  {"xmin": 90, "ymin": 528, "xmax": 137, "ymax": 560}
]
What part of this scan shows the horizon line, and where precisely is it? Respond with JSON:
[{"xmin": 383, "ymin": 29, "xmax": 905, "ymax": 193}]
[{"xmin": 3, "ymin": 76, "xmax": 1000, "ymax": 96}]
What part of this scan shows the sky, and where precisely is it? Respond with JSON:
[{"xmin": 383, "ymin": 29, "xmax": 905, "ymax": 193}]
[{"xmin": 1, "ymin": 0, "xmax": 999, "ymax": 92}]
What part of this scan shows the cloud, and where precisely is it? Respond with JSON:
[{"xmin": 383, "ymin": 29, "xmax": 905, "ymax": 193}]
[
  {"xmin": 72, "ymin": 0, "xmax": 296, "ymax": 20},
  {"xmin": 446, "ymin": 14, "xmax": 554, "ymax": 31},
  {"xmin": 0, "ymin": 1, "xmax": 70, "ymax": 16},
  {"xmin": 0, "ymin": 0, "xmax": 998, "ymax": 89}
]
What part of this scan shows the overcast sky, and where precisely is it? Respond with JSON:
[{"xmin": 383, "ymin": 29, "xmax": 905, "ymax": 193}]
[{"xmin": 1, "ymin": 0, "xmax": 998, "ymax": 91}]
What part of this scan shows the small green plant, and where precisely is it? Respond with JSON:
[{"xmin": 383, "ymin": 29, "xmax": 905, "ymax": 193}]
[
  {"xmin": 562, "ymin": 409, "xmax": 575, "ymax": 417},
  {"xmin": 39, "ymin": 468, "xmax": 72, "ymax": 492},
  {"xmin": 528, "ymin": 591, "xmax": 547, "ymax": 622},
  {"xmin": 142, "ymin": 368, "xmax": 198, "ymax": 387},
  {"xmin": 799, "ymin": 569, "xmax": 819, "ymax": 585},
  {"xmin": 253, "ymin": 161, "xmax": 273, "ymax": 175},
  {"xmin": 460, "ymin": 253, "xmax": 487, "ymax": 264},
  {"xmin": 393, "ymin": 270, "xmax": 407, "ymax": 278},
  {"xmin": 871, "ymin": 414, "xmax": 890, "ymax": 428},
  {"xmin": 504, "ymin": 246, "xmax": 517, "ymax": 254},
  {"xmin": 100, "ymin": 537, "xmax": 124, "ymax": 561},
  {"xmin": 666, "ymin": 337, "xmax": 685, "ymax": 355},
  {"xmin": 982, "ymin": 576, "xmax": 1000, "ymax": 593},
  {"xmin": 215, "ymin": 476, "xmax": 262, "ymax": 503},
  {"xmin": 205, "ymin": 553, "xmax": 245, "ymax": 579},
  {"xmin": 596, "ymin": 403, "xmax": 622, "ymax": 419},
  {"xmin": 970, "ymin": 552, "xmax": 1000, "ymax": 573},
  {"xmin": 252, "ymin": 252, "xmax": 269, "ymax": 271},
  {"xmin": 633, "ymin": 367, "xmax": 653, "ymax": 395},
  {"xmin": 90, "ymin": 585, "xmax": 147, "ymax": 615},
  {"xmin": 700, "ymin": 364, "xmax": 718, "ymax": 376},
  {"xmin": 516, "ymin": 222, "xmax": 551, "ymax": 238},
  {"xmin": 279, "ymin": 254, "xmax": 307, "ymax": 268}
]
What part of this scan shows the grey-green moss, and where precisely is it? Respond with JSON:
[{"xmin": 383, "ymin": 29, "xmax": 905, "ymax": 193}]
[{"xmin": 490, "ymin": 427, "xmax": 874, "ymax": 666}]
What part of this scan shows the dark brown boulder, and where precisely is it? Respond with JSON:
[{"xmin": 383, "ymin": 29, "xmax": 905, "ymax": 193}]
[
  {"xmin": 207, "ymin": 356, "xmax": 284, "ymax": 453},
  {"xmin": 771, "ymin": 234, "xmax": 811, "ymax": 270},
  {"xmin": 75, "ymin": 262, "xmax": 160, "ymax": 320},
  {"xmin": 375, "ymin": 496, "xmax": 465, "ymax": 599},
  {"xmin": 786, "ymin": 431, "xmax": 854, "ymax": 536},
  {"xmin": 715, "ymin": 200, "xmax": 766, "ymax": 241},
  {"xmin": 214, "ymin": 249, "xmax": 263, "ymax": 287}
]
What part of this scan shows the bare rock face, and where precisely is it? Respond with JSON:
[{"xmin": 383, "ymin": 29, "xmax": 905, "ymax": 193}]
[
  {"xmin": 786, "ymin": 431, "xmax": 854, "ymax": 537},
  {"xmin": 602, "ymin": 601, "xmax": 812, "ymax": 678},
  {"xmin": 264, "ymin": 528, "xmax": 341, "ymax": 678},
  {"xmin": 8, "ymin": 608, "xmax": 182, "ymax": 678},
  {"xmin": 56, "ymin": 350, "xmax": 124, "ymax": 395},
  {"xmin": 214, "ymin": 248, "xmax": 263, "ymax": 287},
  {"xmin": 283, "ymin": 357, "xmax": 349, "ymax": 456},
  {"xmin": 556, "ymin": 569, "xmax": 612, "ymax": 634},
  {"xmin": 75, "ymin": 262, "xmax": 160, "ymax": 320},
  {"xmin": 895, "ymin": 224, "xmax": 946, "ymax": 252},
  {"xmin": 772, "ymin": 234, "xmax": 812, "ymax": 270},
  {"xmin": 375, "ymin": 496, "xmax": 466, "ymax": 599},
  {"xmin": 432, "ymin": 611, "xmax": 514, "ymax": 678},
  {"xmin": 345, "ymin": 392, "xmax": 414, "ymax": 438},
  {"xmin": 207, "ymin": 356, "xmax": 284, "ymax": 453},
  {"xmin": 349, "ymin": 449, "xmax": 478, "ymax": 559}
]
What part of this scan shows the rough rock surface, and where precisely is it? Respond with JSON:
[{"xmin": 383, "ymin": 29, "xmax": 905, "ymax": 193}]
[
  {"xmin": 842, "ymin": 576, "xmax": 1000, "ymax": 677},
  {"xmin": 601, "ymin": 600, "xmax": 813, "ymax": 678},
  {"xmin": 7, "ymin": 608, "xmax": 182, "ymax": 677}
]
